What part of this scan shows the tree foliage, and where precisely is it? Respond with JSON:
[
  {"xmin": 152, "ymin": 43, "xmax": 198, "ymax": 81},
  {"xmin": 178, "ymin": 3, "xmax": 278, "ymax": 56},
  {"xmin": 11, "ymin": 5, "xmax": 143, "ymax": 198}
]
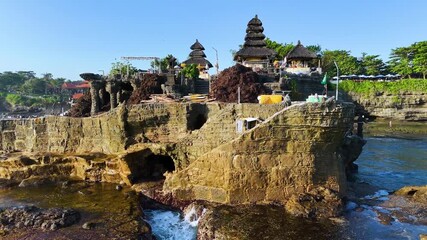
[
  {"xmin": 359, "ymin": 53, "xmax": 387, "ymax": 75},
  {"xmin": 412, "ymin": 41, "xmax": 427, "ymax": 79},
  {"xmin": 321, "ymin": 50, "xmax": 361, "ymax": 76},
  {"xmin": 110, "ymin": 61, "xmax": 138, "ymax": 76},
  {"xmin": 151, "ymin": 54, "xmax": 178, "ymax": 73},
  {"xmin": 265, "ymin": 38, "xmax": 294, "ymax": 60},
  {"xmin": 340, "ymin": 79, "xmax": 427, "ymax": 95},
  {"xmin": 388, "ymin": 46, "xmax": 414, "ymax": 78},
  {"xmin": 180, "ymin": 64, "xmax": 200, "ymax": 79},
  {"xmin": 20, "ymin": 78, "xmax": 48, "ymax": 95}
]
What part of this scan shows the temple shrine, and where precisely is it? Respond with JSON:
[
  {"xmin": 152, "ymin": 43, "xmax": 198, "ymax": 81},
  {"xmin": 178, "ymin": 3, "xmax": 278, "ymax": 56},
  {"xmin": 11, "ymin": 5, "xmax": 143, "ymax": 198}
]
[
  {"xmin": 283, "ymin": 40, "xmax": 321, "ymax": 75},
  {"xmin": 234, "ymin": 15, "xmax": 276, "ymax": 73},
  {"xmin": 182, "ymin": 39, "xmax": 213, "ymax": 79}
]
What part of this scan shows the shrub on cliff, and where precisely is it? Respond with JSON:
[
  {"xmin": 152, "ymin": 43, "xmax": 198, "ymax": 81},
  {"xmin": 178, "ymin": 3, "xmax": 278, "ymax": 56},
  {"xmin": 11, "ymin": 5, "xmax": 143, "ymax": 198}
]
[
  {"xmin": 211, "ymin": 64, "xmax": 269, "ymax": 103},
  {"xmin": 127, "ymin": 74, "xmax": 167, "ymax": 104},
  {"xmin": 67, "ymin": 92, "xmax": 91, "ymax": 117}
]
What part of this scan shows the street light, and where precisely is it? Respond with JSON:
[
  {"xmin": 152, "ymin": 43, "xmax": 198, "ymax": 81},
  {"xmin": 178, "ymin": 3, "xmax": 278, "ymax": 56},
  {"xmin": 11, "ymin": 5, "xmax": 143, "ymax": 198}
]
[
  {"xmin": 333, "ymin": 61, "xmax": 339, "ymax": 101},
  {"xmin": 212, "ymin": 47, "xmax": 219, "ymax": 75}
]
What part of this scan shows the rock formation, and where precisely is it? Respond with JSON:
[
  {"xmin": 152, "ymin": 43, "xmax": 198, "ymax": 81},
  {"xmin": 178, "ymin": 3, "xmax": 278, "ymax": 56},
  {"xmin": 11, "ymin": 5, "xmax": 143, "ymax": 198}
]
[
  {"xmin": 343, "ymin": 91, "xmax": 427, "ymax": 121},
  {"xmin": 0, "ymin": 100, "xmax": 360, "ymax": 218}
]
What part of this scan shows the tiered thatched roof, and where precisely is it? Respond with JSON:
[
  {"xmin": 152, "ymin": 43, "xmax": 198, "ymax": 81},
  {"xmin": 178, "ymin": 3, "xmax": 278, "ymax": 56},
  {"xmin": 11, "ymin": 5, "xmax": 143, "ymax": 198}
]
[
  {"xmin": 286, "ymin": 40, "xmax": 317, "ymax": 60},
  {"xmin": 183, "ymin": 39, "xmax": 213, "ymax": 68},
  {"xmin": 234, "ymin": 15, "xmax": 276, "ymax": 60}
]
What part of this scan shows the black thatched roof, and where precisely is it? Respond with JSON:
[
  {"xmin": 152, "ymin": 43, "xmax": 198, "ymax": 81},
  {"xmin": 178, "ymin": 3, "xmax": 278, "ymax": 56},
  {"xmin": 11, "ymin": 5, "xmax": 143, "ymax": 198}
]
[
  {"xmin": 190, "ymin": 39, "xmax": 205, "ymax": 50},
  {"xmin": 235, "ymin": 47, "xmax": 276, "ymax": 58},
  {"xmin": 184, "ymin": 39, "xmax": 212, "ymax": 68},
  {"xmin": 182, "ymin": 57, "xmax": 213, "ymax": 68},
  {"xmin": 248, "ymin": 14, "xmax": 262, "ymax": 26},
  {"xmin": 286, "ymin": 40, "xmax": 317, "ymax": 60},
  {"xmin": 189, "ymin": 50, "xmax": 206, "ymax": 58},
  {"xmin": 234, "ymin": 15, "xmax": 276, "ymax": 60}
]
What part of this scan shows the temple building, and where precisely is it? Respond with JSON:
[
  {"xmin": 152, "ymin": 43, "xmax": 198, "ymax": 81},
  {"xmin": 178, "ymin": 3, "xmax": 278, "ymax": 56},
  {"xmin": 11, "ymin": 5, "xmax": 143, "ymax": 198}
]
[
  {"xmin": 234, "ymin": 15, "xmax": 276, "ymax": 72},
  {"xmin": 283, "ymin": 40, "xmax": 321, "ymax": 75},
  {"xmin": 182, "ymin": 39, "xmax": 213, "ymax": 79}
]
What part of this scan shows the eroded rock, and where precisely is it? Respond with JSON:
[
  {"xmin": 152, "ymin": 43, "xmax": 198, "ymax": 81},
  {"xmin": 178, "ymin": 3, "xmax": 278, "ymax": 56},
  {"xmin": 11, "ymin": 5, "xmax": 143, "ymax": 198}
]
[{"xmin": 0, "ymin": 206, "xmax": 80, "ymax": 233}]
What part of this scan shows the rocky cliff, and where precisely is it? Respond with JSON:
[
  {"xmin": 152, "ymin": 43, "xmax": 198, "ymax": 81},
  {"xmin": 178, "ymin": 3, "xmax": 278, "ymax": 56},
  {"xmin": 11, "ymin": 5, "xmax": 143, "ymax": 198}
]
[
  {"xmin": 0, "ymin": 101, "xmax": 356, "ymax": 218},
  {"xmin": 163, "ymin": 101, "xmax": 354, "ymax": 213},
  {"xmin": 343, "ymin": 91, "xmax": 427, "ymax": 121}
]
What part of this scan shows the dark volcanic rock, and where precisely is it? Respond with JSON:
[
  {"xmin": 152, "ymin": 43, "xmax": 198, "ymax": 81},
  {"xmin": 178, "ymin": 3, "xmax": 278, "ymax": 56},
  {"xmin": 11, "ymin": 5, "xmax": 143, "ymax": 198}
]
[{"xmin": 0, "ymin": 206, "xmax": 80, "ymax": 232}]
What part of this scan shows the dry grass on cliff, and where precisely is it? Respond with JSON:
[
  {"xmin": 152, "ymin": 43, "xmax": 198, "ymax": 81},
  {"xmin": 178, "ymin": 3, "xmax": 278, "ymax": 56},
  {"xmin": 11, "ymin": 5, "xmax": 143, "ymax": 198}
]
[
  {"xmin": 67, "ymin": 92, "xmax": 92, "ymax": 117},
  {"xmin": 211, "ymin": 64, "xmax": 269, "ymax": 103},
  {"xmin": 127, "ymin": 74, "xmax": 166, "ymax": 105}
]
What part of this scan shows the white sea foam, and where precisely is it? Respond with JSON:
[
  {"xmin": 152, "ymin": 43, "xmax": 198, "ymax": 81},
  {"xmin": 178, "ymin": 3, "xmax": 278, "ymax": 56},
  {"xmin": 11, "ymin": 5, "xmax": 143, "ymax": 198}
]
[
  {"xmin": 364, "ymin": 189, "xmax": 389, "ymax": 200},
  {"xmin": 144, "ymin": 209, "xmax": 198, "ymax": 240},
  {"xmin": 184, "ymin": 205, "xmax": 206, "ymax": 227}
]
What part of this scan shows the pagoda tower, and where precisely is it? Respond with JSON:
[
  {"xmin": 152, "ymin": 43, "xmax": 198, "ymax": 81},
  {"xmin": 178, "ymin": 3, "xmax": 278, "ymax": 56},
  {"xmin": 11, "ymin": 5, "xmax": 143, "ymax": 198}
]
[
  {"xmin": 182, "ymin": 39, "xmax": 213, "ymax": 73},
  {"xmin": 234, "ymin": 15, "xmax": 276, "ymax": 71}
]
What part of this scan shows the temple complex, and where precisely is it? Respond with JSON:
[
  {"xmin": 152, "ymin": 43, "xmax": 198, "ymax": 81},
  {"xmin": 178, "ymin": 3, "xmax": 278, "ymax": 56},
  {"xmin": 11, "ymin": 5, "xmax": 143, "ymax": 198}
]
[
  {"xmin": 283, "ymin": 40, "xmax": 321, "ymax": 75},
  {"xmin": 234, "ymin": 15, "xmax": 276, "ymax": 73},
  {"xmin": 182, "ymin": 39, "xmax": 213, "ymax": 79}
]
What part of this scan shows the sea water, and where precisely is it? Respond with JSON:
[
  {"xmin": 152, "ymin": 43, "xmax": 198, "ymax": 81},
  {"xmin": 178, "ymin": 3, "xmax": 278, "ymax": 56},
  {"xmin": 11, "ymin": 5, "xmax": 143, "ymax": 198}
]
[
  {"xmin": 144, "ymin": 209, "xmax": 198, "ymax": 240},
  {"xmin": 345, "ymin": 136, "xmax": 427, "ymax": 239}
]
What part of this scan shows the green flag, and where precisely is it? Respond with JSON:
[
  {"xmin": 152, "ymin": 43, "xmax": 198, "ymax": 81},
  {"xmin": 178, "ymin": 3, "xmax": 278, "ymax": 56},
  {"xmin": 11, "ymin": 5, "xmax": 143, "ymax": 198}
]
[{"xmin": 321, "ymin": 73, "xmax": 328, "ymax": 85}]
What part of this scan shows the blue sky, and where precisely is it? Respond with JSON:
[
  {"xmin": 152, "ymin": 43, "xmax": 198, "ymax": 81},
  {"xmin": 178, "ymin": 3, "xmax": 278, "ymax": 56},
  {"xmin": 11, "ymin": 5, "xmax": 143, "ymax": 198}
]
[{"xmin": 0, "ymin": 0, "xmax": 426, "ymax": 80}]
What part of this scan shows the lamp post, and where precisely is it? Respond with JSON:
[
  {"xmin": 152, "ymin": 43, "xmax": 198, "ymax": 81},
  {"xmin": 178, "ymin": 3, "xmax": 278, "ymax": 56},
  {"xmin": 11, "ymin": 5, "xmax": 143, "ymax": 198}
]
[
  {"xmin": 212, "ymin": 47, "xmax": 219, "ymax": 75},
  {"xmin": 334, "ymin": 61, "xmax": 339, "ymax": 101}
]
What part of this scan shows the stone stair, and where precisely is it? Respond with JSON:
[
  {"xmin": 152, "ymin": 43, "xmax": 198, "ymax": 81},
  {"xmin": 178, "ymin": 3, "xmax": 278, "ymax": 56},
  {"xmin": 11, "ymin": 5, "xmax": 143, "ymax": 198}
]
[{"xmin": 194, "ymin": 80, "xmax": 210, "ymax": 94}]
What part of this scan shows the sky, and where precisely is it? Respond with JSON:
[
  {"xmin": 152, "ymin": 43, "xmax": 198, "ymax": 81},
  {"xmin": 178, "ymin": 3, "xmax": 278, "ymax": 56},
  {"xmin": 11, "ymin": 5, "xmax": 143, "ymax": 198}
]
[{"xmin": 0, "ymin": 0, "xmax": 426, "ymax": 80}]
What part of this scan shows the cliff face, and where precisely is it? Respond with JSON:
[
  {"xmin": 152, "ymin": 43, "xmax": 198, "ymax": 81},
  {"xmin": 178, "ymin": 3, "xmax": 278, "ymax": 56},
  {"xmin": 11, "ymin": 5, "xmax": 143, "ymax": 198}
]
[
  {"xmin": 0, "ymin": 101, "xmax": 356, "ymax": 217},
  {"xmin": 344, "ymin": 91, "xmax": 427, "ymax": 121},
  {"xmin": 164, "ymin": 101, "xmax": 355, "ymax": 208},
  {"xmin": 0, "ymin": 105, "xmax": 128, "ymax": 154}
]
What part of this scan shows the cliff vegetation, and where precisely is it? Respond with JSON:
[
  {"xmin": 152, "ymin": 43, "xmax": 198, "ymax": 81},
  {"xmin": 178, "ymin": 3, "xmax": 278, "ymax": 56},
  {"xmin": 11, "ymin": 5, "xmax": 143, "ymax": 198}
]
[{"xmin": 339, "ymin": 79, "xmax": 427, "ymax": 96}]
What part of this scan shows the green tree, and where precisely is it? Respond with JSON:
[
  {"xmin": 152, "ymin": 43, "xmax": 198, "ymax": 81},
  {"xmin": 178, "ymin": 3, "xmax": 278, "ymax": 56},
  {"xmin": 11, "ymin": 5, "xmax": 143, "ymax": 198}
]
[
  {"xmin": 412, "ymin": 41, "xmax": 427, "ymax": 79},
  {"xmin": 41, "ymin": 73, "xmax": 53, "ymax": 80},
  {"xmin": 20, "ymin": 78, "xmax": 48, "ymax": 95},
  {"xmin": 360, "ymin": 53, "xmax": 387, "ymax": 75},
  {"xmin": 180, "ymin": 64, "xmax": 199, "ymax": 79},
  {"xmin": 388, "ymin": 46, "xmax": 414, "ymax": 78},
  {"xmin": 306, "ymin": 45, "xmax": 322, "ymax": 56},
  {"xmin": 151, "ymin": 54, "xmax": 178, "ymax": 73},
  {"xmin": 0, "ymin": 71, "xmax": 27, "ymax": 91},
  {"xmin": 265, "ymin": 38, "xmax": 294, "ymax": 60},
  {"xmin": 110, "ymin": 61, "xmax": 138, "ymax": 76},
  {"xmin": 321, "ymin": 50, "xmax": 361, "ymax": 76}
]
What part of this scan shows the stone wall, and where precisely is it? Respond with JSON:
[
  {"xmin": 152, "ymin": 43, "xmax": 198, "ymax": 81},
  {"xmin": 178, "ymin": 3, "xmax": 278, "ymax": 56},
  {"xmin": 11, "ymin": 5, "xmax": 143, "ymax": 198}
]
[
  {"xmin": 0, "ymin": 106, "xmax": 127, "ymax": 154},
  {"xmin": 164, "ymin": 101, "xmax": 355, "ymax": 205},
  {"xmin": 343, "ymin": 91, "xmax": 427, "ymax": 121}
]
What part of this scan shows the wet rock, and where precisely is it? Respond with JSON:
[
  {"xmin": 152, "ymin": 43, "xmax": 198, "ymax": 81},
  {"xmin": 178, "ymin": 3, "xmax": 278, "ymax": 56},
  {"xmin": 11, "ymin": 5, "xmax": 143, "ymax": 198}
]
[
  {"xmin": 375, "ymin": 211, "xmax": 394, "ymax": 225},
  {"xmin": 284, "ymin": 187, "xmax": 343, "ymax": 219},
  {"xmin": 82, "ymin": 221, "xmax": 96, "ymax": 230},
  {"xmin": 0, "ymin": 206, "xmax": 80, "ymax": 233},
  {"xmin": 394, "ymin": 185, "xmax": 427, "ymax": 204}
]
